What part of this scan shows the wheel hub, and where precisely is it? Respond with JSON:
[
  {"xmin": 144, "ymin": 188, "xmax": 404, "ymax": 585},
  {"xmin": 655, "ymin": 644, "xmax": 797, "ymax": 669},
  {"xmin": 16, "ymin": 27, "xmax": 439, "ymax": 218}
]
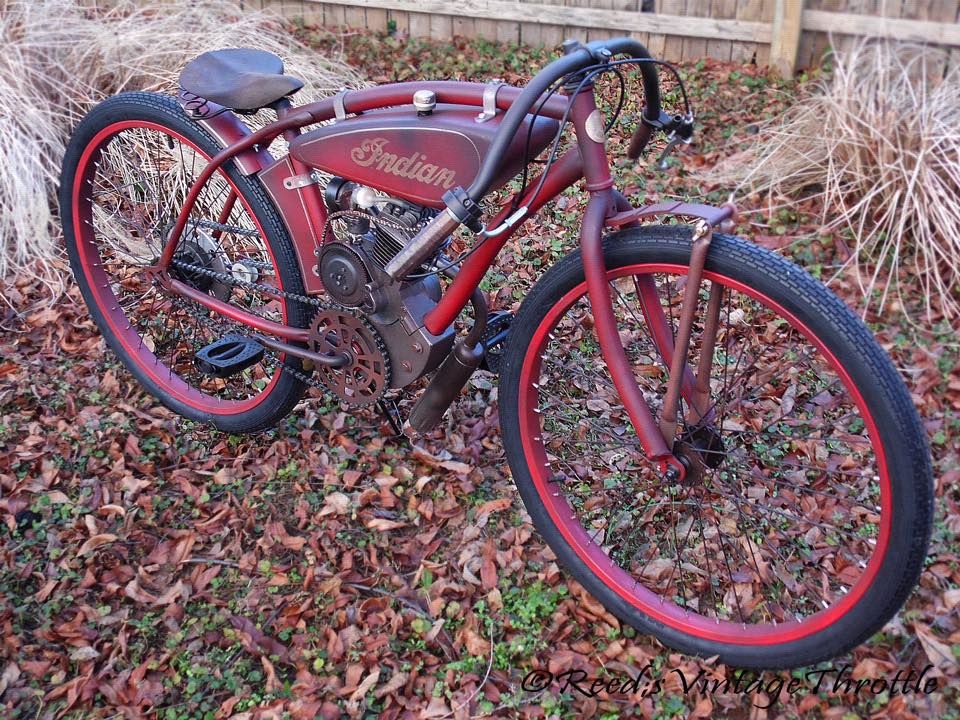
[
  {"xmin": 170, "ymin": 225, "xmax": 230, "ymax": 299},
  {"xmin": 308, "ymin": 310, "xmax": 390, "ymax": 405},
  {"xmin": 674, "ymin": 424, "xmax": 726, "ymax": 483}
]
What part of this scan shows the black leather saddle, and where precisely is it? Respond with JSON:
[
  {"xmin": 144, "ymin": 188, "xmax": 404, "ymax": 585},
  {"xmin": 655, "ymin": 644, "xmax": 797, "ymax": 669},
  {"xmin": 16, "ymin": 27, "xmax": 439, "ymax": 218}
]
[{"xmin": 179, "ymin": 48, "xmax": 304, "ymax": 112}]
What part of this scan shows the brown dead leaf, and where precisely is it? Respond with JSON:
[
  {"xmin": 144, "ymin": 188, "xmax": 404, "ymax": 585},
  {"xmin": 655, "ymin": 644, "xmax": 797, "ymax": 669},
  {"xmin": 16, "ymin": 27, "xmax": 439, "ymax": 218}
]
[
  {"xmin": 319, "ymin": 492, "xmax": 350, "ymax": 517},
  {"xmin": 943, "ymin": 588, "xmax": 960, "ymax": 610},
  {"xmin": 915, "ymin": 623, "xmax": 957, "ymax": 672},
  {"xmin": 228, "ymin": 614, "xmax": 290, "ymax": 661},
  {"xmin": 365, "ymin": 518, "xmax": 406, "ymax": 531},
  {"xmin": 261, "ymin": 656, "xmax": 281, "ymax": 694},
  {"xmin": 124, "ymin": 577, "xmax": 159, "ymax": 605},
  {"xmin": 476, "ymin": 497, "xmax": 512, "ymax": 519},
  {"xmin": 68, "ymin": 646, "xmax": 100, "ymax": 663},
  {"xmin": 374, "ymin": 670, "xmax": 408, "ymax": 699},
  {"xmin": 0, "ymin": 663, "xmax": 21, "ymax": 698},
  {"xmin": 345, "ymin": 668, "xmax": 380, "ymax": 714},
  {"xmin": 77, "ymin": 533, "xmax": 117, "ymax": 556},
  {"xmin": 420, "ymin": 696, "xmax": 451, "ymax": 718},
  {"xmin": 154, "ymin": 580, "xmax": 187, "ymax": 606},
  {"xmin": 463, "ymin": 628, "xmax": 490, "ymax": 656}
]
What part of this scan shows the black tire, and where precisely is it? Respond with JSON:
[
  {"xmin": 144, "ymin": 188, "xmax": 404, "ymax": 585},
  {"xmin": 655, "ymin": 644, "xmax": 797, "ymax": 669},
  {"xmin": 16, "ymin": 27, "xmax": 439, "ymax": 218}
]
[
  {"xmin": 499, "ymin": 225, "xmax": 933, "ymax": 668},
  {"xmin": 60, "ymin": 92, "xmax": 312, "ymax": 433}
]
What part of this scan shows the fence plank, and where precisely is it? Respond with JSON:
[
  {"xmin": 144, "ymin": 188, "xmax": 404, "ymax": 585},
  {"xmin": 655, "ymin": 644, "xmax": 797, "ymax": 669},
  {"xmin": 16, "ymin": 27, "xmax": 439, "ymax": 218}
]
[
  {"xmin": 323, "ymin": 0, "xmax": 347, "ymax": 28},
  {"xmin": 802, "ymin": 8, "xmax": 960, "ymax": 45},
  {"xmin": 565, "ymin": 0, "xmax": 595, "ymax": 42},
  {"xmin": 519, "ymin": 0, "xmax": 543, "ymax": 45},
  {"xmin": 389, "ymin": 8, "xmax": 410, "ymax": 35},
  {"xmin": 730, "ymin": 0, "xmax": 761, "ymax": 62},
  {"xmin": 538, "ymin": 0, "xmax": 569, "ymax": 49},
  {"xmin": 344, "ymin": 2, "xmax": 366, "ymax": 27},
  {"xmin": 409, "ymin": 11, "xmax": 432, "ymax": 36},
  {"xmin": 681, "ymin": 0, "xmax": 709, "ymax": 61},
  {"xmin": 474, "ymin": 14, "xmax": 500, "ymax": 39},
  {"xmin": 430, "ymin": 13, "xmax": 453, "ymax": 39},
  {"xmin": 796, "ymin": 0, "xmax": 837, "ymax": 68},
  {"xmin": 302, "ymin": 0, "xmax": 773, "ymax": 40},
  {"xmin": 707, "ymin": 0, "xmax": 737, "ymax": 60},
  {"xmin": 770, "ymin": 0, "xmax": 804, "ymax": 76},
  {"xmin": 645, "ymin": 31, "xmax": 667, "ymax": 59},
  {"xmin": 264, "ymin": 0, "xmax": 960, "ymax": 75},
  {"xmin": 753, "ymin": 0, "xmax": 776, "ymax": 65},
  {"xmin": 453, "ymin": 14, "xmax": 477, "ymax": 39},
  {"xmin": 497, "ymin": 17, "xmax": 520, "ymax": 43},
  {"xmin": 657, "ymin": 0, "xmax": 685, "ymax": 61},
  {"xmin": 367, "ymin": 5, "xmax": 389, "ymax": 30}
]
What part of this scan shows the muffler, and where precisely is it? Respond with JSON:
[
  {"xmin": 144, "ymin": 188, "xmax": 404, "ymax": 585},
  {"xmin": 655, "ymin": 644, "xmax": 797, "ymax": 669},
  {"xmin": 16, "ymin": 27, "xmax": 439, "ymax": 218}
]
[{"xmin": 406, "ymin": 337, "xmax": 484, "ymax": 433}]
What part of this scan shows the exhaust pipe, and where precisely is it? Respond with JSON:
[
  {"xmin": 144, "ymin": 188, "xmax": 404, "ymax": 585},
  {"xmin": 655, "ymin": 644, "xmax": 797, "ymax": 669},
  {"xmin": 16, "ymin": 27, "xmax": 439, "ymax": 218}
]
[{"xmin": 406, "ymin": 336, "xmax": 484, "ymax": 433}]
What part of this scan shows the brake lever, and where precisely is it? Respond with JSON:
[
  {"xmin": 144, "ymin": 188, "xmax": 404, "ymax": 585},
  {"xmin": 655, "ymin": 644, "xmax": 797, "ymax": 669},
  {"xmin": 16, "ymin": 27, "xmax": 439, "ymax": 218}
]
[
  {"xmin": 655, "ymin": 134, "xmax": 686, "ymax": 170},
  {"xmin": 654, "ymin": 113, "xmax": 695, "ymax": 170}
]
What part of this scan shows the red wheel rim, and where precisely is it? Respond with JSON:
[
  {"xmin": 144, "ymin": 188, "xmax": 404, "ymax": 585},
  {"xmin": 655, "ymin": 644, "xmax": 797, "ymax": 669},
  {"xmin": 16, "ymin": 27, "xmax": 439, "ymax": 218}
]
[
  {"xmin": 72, "ymin": 120, "xmax": 285, "ymax": 415},
  {"xmin": 517, "ymin": 263, "xmax": 891, "ymax": 645}
]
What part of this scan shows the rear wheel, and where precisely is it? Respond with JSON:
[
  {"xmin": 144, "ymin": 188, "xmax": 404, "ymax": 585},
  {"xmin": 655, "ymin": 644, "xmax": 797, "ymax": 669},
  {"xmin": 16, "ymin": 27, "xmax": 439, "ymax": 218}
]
[
  {"xmin": 60, "ymin": 92, "xmax": 312, "ymax": 433},
  {"xmin": 499, "ymin": 226, "xmax": 933, "ymax": 668}
]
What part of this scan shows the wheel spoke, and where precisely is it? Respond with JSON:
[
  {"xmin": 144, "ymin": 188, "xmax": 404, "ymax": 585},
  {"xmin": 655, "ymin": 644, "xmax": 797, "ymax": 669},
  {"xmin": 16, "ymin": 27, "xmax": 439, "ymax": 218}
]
[{"xmin": 76, "ymin": 120, "xmax": 294, "ymax": 411}]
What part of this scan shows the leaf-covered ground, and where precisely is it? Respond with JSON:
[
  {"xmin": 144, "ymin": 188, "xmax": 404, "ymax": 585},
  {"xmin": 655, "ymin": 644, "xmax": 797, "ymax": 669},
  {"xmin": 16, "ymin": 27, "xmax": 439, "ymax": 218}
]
[{"xmin": 2, "ymin": 30, "xmax": 959, "ymax": 720}]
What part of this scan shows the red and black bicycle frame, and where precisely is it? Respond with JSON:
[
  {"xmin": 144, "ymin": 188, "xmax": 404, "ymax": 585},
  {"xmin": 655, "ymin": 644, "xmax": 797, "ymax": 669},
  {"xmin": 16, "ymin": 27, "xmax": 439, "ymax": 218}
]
[{"xmin": 152, "ymin": 40, "xmax": 736, "ymax": 478}]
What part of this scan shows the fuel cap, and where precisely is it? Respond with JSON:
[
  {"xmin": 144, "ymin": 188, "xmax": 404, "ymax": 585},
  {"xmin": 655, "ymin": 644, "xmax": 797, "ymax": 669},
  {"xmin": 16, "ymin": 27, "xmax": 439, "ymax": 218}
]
[{"xmin": 413, "ymin": 89, "xmax": 436, "ymax": 115}]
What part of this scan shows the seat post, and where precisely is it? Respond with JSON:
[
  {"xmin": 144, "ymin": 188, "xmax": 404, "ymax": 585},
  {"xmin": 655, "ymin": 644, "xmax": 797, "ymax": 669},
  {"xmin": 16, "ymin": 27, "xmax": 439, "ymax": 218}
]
[{"xmin": 271, "ymin": 99, "xmax": 302, "ymax": 144}]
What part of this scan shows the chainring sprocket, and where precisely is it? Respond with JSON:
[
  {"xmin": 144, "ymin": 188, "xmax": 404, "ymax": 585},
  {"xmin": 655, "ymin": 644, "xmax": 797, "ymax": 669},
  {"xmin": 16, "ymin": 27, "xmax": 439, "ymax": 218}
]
[{"xmin": 309, "ymin": 310, "xmax": 390, "ymax": 405}]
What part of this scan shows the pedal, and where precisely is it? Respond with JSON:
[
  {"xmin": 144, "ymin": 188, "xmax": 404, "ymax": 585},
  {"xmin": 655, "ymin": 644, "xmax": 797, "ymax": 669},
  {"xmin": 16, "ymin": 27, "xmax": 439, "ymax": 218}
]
[
  {"xmin": 194, "ymin": 334, "xmax": 265, "ymax": 378},
  {"xmin": 479, "ymin": 311, "xmax": 514, "ymax": 374}
]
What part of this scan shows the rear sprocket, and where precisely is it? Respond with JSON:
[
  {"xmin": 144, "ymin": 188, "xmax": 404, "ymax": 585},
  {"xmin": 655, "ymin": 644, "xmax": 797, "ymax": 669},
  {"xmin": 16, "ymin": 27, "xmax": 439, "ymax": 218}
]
[{"xmin": 308, "ymin": 310, "xmax": 390, "ymax": 405}]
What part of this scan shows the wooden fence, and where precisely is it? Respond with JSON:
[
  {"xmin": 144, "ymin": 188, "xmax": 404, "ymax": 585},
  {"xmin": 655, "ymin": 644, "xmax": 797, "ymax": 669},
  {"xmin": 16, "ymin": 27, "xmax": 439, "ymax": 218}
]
[{"xmin": 249, "ymin": 0, "xmax": 960, "ymax": 75}]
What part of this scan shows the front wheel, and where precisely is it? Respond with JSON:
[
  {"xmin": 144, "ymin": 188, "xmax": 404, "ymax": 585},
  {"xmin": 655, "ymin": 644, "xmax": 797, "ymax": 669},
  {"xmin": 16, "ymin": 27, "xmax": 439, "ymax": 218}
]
[{"xmin": 498, "ymin": 226, "xmax": 932, "ymax": 668}]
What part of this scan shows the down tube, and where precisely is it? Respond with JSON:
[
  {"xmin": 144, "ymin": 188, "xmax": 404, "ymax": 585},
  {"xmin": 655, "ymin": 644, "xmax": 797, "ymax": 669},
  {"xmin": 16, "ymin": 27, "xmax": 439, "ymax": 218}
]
[{"xmin": 423, "ymin": 150, "xmax": 584, "ymax": 335}]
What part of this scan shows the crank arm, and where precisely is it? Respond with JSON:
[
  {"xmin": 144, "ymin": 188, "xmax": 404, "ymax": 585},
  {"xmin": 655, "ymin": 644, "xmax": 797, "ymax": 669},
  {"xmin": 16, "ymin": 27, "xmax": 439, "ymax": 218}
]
[
  {"xmin": 161, "ymin": 275, "xmax": 349, "ymax": 367},
  {"xmin": 252, "ymin": 334, "xmax": 351, "ymax": 368}
]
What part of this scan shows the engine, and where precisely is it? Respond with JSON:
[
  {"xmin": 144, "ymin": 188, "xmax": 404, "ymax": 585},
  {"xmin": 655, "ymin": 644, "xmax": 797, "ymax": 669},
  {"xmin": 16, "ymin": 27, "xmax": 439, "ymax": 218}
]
[{"xmin": 315, "ymin": 177, "xmax": 455, "ymax": 388}]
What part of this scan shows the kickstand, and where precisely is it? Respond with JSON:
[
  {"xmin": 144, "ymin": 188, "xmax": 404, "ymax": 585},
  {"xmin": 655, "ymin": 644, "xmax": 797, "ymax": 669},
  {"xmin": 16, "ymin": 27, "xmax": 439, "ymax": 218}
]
[{"xmin": 378, "ymin": 397, "xmax": 404, "ymax": 438}]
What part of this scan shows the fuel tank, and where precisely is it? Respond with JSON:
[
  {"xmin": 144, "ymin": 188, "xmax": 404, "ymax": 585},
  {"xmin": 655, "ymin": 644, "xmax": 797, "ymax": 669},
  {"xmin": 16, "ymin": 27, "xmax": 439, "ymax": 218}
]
[{"xmin": 287, "ymin": 104, "xmax": 559, "ymax": 209}]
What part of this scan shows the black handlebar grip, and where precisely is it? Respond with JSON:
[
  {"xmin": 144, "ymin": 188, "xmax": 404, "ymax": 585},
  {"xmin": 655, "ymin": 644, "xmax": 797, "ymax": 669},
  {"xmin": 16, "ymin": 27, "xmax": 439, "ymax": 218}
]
[
  {"xmin": 465, "ymin": 45, "xmax": 595, "ymax": 203},
  {"xmin": 466, "ymin": 37, "xmax": 663, "ymax": 205},
  {"xmin": 627, "ymin": 121, "xmax": 654, "ymax": 160}
]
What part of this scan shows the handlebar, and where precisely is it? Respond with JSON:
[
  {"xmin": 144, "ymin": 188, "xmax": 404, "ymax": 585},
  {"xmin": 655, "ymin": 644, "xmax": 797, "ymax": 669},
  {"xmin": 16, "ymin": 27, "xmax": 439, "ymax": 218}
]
[
  {"xmin": 464, "ymin": 37, "xmax": 662, "ymax": 206},
  {"xmin": 384, "ymin": 37, "xmax": 669, "ymax": 281}
]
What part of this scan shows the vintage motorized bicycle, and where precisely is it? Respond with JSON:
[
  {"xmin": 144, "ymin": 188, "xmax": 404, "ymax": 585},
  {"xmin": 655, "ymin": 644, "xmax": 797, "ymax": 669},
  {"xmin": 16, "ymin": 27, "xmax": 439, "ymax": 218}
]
[{"xmin": 60, "ymin": 38, "xmax": 932, "ymax": 668}]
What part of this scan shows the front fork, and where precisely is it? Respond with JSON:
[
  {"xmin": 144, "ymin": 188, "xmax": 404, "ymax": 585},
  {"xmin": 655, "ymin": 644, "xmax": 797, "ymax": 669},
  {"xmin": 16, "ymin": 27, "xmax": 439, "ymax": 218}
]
[
  {"xmin": 580, "ymin": 193, "xmax": 681, "ymax": 478},
  {"xmin": 573, "ymin": 93, "xmax": 724, "ymax": 480}
]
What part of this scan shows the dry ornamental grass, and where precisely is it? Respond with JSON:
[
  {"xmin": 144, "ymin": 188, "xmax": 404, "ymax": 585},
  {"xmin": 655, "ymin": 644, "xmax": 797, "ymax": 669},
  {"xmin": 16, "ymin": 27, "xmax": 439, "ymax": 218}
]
[
  {"xmin": 0, "ymin": 0, "xmax": 361, "ymax": 287},
  {"xmin": 706, "ymin": 40, "xmax": 960, "ymax": 324}
]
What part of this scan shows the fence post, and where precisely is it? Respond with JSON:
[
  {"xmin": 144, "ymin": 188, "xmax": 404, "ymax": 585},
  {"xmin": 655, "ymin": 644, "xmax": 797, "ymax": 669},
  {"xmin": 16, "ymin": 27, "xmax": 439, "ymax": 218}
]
[{"xmin": 770, "ymin": 0, "xmax": 804, "ymax": 77}]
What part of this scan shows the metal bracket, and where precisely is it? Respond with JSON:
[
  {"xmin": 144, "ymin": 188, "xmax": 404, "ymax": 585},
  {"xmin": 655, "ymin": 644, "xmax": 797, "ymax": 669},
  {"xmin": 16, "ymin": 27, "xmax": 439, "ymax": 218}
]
[
  {"xmin": 658, "ymin": 219, "xmax": 714, "ymax": 444},
  {"xmin": 475, "ymin": 80, "xmax": 505, "ymax": 123},
  {"xmin": 333, "ymin": 90, "xmax": 349, "ymax": 121},
  {"xmin": 283, "ymin": 170, "xmax": 324, "ymax": 190}
]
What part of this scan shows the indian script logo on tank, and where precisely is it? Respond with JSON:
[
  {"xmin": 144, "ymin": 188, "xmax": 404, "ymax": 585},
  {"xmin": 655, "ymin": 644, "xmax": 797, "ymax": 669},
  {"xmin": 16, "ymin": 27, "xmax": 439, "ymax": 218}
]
[{"xmin": 350, "ymin": 138, "xmax": 457, "ymax": 189}]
